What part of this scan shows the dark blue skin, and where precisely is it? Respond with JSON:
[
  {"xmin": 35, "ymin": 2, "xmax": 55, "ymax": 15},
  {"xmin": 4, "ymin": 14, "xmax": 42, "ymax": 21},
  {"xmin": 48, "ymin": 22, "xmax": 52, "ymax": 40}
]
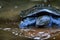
[
  {"xmin": 48, "ymin": 16, "xmax": 60, "ymax": 28},
  {"xmin": 19, "ymin": 17, "xmax": 36, "ymax": 29},
  {"xmin": 19, "ymin": 16, "xmax": 60, "ymax": 29}
]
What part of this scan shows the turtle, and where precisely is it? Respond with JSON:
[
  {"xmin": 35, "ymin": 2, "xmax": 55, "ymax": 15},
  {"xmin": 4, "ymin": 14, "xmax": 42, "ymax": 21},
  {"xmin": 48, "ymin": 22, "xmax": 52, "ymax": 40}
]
[{"xmin": 19, "ymin": 4, "xmax": 60, "ymax": 29}]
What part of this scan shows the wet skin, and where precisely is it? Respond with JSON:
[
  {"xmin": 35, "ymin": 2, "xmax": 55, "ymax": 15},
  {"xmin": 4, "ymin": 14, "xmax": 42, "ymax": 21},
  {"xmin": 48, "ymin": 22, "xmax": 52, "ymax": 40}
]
[{"xmin": 19, "ymin": 15, "xmax": 60, "ymax": 28}]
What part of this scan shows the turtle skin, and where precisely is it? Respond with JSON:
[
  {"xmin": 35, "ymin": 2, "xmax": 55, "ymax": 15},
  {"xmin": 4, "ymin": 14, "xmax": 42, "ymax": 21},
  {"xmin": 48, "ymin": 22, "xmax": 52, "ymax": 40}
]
[{"xmin": 19, "ymin": 15, "xmax": 60, "ymax": 29}]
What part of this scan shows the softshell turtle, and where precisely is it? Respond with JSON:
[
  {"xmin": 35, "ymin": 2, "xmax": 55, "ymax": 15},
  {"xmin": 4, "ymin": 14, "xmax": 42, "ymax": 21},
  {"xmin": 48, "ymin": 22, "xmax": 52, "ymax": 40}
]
[{"xmin": 19, "ymin": 4, "xmax": 60, "ymax": 28}]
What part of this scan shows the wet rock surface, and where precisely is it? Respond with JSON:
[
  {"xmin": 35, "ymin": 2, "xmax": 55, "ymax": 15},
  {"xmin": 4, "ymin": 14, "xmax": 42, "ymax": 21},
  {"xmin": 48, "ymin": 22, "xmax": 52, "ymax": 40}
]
[{"xmin": 0, "ymin": 28, "xmax": 60, "ymax": 40}]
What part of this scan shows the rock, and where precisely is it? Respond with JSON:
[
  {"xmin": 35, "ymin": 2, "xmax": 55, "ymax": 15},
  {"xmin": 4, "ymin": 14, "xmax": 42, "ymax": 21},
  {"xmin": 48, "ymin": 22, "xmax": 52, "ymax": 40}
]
[
  {"xmin": 37, "ymin": 32, "xmax": 45, "ymax": 36},
  {"xmin": 3, "ymin": 28, "xmax": 11, "ymax": 31},
  {"xmin": 14, "ymin": 6, "xmax": 18, "ymax": 8},
  {"xmin": 15, "ymin": 33, "xmax": 18, "ymax": 35},
  {"xmin": 34, "ymin": 37, "xmax": 41, "ymax": 40},
  {"xmin": 12, "ymin": 32, "xmax": 15, "ymax": 34},
  {"xmin": 37, "ymin": 32, "xmax": 51, "ymax": 40},
  {"xmin": 53, "ymin": 37, "xmax": 56, "ymax": 39},
  {"xmin": 42, "ymin": 33, "xmax": 51, "ymax": 39}
]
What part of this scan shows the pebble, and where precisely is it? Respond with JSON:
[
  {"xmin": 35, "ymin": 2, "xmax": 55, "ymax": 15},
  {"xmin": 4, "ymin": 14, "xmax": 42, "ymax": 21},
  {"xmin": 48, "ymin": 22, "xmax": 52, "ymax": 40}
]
[
  {"xmin": 33, "ymin": 33, "xmax": 35, "ymax": 34},
  {"xmin": 3, "ymin": 28, "xmax": 11, "ymax": 31},
  {"xmin": 37, "ymin": 32, "xmax": 51, "ymax": 40},
  {"xmin": 15, "ymin": 33, "xmax": 18, "ymax": 35},
  {"xmin": 31, "ymin": 34, "xmax": 34, "ymax": 37},
  {"xmin": 12, "ymin": 32, "xmax": 15, "ymax": 34},
  {"xmin": 24, "ymin": 29, "xmax": 31, "ymax": 32},
  {"xmin": 53, "ymin": 37, "xmax": 56, "ymax": 39},
  {"xmin": 38, "ymin": 32, "xmax": 44, "ymax": 34},
  {"xmin": 34, "ymin": 37, "xmax": 41, "ymax": 40},
  {"xmin": 14, "ymin": 6, "xmax": 18, "ymax": 8},
  {"xmin": 25, "ymin": 36, "xmax": 28, "ymax": 37},
  {"xmin": 42, "ymin": 33, "xmax": 49, "ymax": 36},
  {"xmin": 28, "ymin": 37, "xmax": 32, "ymax": 38},
  {"xmin": 19, "ymin": 35, "xmax": 21, "ymax": 36},
  {"xmin": 42, "ymin": 34, "xmax": 51, "ymax": 39},
  {"xmin": 37, "ymin": 32, "xmax": 44, "ymax": 36}
]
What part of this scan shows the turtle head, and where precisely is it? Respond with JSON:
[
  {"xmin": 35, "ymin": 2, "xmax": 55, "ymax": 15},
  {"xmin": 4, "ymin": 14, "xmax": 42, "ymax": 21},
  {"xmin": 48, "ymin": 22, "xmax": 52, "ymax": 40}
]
[{"xmin": 36, "ymin": 15, "xmax": 50, "ymax": 26}]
